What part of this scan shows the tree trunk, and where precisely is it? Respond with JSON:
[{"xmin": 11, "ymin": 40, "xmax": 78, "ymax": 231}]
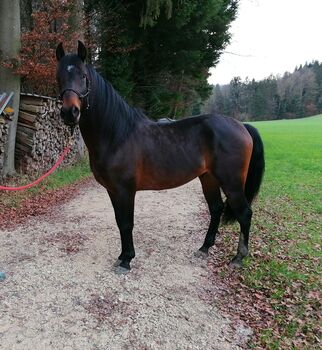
[
  {"xmin": 20, "ymin": 0, "xmax": 33, "ymax": 31},
  {"xmin": 173, "ymin": 70, "xmax": 184, "ymax": 118},
  {"xmin": 0, "ymin": 0, "xmax": 21, "ymax": 176},
  {"xmin": 70, "ymin": 0, "xmax": 84, "ymax": 41}
]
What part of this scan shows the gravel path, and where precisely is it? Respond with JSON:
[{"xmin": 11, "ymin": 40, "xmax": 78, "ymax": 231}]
[{"xmin": 0, "ymin": 179, "xmax": 250, "ymax": 349}]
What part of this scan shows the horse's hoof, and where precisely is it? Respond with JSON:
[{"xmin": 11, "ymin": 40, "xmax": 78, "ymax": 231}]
[
  {"xmin": 229, "ymin": 257, "xmax": 243, "ymax": 268},
  {"xmin": 113, "ymin": 259, "xmax": 122, "ymax": 267},
  {"xmin": 194, "ymin": 250, "xmax": 208, "ymax": 259},
  {"xmin": 114, "ymin": 265, "xmax": 131, "ymax": 275}
]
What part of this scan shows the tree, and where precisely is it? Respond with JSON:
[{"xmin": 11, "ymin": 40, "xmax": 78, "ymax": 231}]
[
  {"xmin": 1, "ymin": 0, "xmax": 79, "ymax": 96},
  {"xmin": 205, "ymin": 62, "xmax": 322, "ymax": 121},
  {"xmin": 0, "ymin": 0, "xmax": 21, "ymax": 175},
  {"xmin": 85, "ymin": 0, "xmax": 238, "ymax": 118},
  {"xmin": 204, "ymin": 84, "xmax": 223, "ymax": 114},
  {"xmin": 229, "ymin": 77, "xmax": 242, "ymax": 119},
  {"xmin": 140, "ymin": 0, "xmax": 173, "ymax": 27},
  {"xmin": 311, "ymin": 61, "xmax": 322, "ymax": 112},
  {"xmin": 132, "ymin": 0, "xmax": 238, "ymax": 117},
  {"xmin": 17, "ymin": 0, "xmax": 78, "ymax": 96}
]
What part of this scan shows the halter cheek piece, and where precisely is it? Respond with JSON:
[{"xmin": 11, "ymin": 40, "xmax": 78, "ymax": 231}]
[{"xmin": 59, "ymin": 75, "xmax": 91, "ymax": 110}]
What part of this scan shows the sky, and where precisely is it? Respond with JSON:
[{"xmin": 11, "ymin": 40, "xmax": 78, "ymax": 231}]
[{"xmin": 208, "ymin": 0, "xmax": 322, "ymax": 85}]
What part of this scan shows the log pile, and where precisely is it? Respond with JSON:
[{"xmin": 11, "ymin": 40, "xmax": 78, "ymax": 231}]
[
  {"xmin": 0, "ymin": 113, "xmax": 11, "ymax": 173},
  {"xmin": 15, "ymin": 94, "xmax": 83, "ymax": 175}
]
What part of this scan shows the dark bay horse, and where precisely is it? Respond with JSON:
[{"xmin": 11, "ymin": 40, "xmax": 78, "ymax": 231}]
[{"xmin": 56, "ymin": 41, "xmax": 265, "ymax": 274}]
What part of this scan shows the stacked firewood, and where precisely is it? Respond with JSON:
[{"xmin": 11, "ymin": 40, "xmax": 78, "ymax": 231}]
[
  {"xmin": 0, "ymin": 113, "xmax": 11, "ymax": 172},
  {"xmin": 15, "ymin": 94, "xmax": 83, "ymax": 175}
]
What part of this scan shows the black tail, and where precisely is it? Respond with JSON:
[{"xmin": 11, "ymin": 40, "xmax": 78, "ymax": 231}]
[{"xmin": 223, "ymin": 123, "xmax": 265, "ymax": 223}]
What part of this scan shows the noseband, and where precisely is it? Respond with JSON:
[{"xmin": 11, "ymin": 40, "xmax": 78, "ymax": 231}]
[{"xmin": 59, "ymin": 75, "xmax": 91, "ymax": 110}]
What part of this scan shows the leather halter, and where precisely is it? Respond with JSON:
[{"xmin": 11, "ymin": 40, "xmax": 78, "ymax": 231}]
[{"xmin": 59, "ymin": 75, "xmax": 91, "ymax": 110}]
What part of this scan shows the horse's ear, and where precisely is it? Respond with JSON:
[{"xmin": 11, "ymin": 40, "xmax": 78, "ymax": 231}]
[
  {"xmin": 78, "ymin": 40, "xmax": 87, "ymax": 62},
  {"xmin": 56, "ymin": 42, "xmax": 65, "ymax": 61}
]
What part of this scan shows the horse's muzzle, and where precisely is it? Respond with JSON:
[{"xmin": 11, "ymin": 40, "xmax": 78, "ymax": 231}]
[{"xmin": 60, "ymin": 105, "xmax": 80, "ymax": 126}]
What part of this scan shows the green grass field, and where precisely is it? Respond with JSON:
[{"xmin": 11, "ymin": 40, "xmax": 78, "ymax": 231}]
[
  {"xmin": 252, "ymin": 115, "xmax": 322, "ymax": 214},
  {"xmin": 244, "ymin": 115, "xmax": 322, "ymax": 349}
]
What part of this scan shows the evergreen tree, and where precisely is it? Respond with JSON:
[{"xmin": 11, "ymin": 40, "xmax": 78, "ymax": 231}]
[
  {"xmin": 229, "ymin": 76, "xmax": 242, "ymax": 119},
  {"xmin": 85, "ymin": 0, "xmax": 238, "ymax": 118}
]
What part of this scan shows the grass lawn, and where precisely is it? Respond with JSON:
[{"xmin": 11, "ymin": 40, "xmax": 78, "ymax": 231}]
[
  {"xmin": 244, "ymin": 115, "xmax": 321, "ymax": 348},
  {"xmin": 252, "ymin": 115, "xmax": 322, "ymax": 214}
]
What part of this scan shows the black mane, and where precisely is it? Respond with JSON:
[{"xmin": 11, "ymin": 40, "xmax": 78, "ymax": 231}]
[{"xmin": 84, "ymin": 64, "xmax": 148, "ymax": 148}]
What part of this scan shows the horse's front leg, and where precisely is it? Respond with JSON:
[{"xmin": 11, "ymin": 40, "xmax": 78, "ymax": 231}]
[{"xmin": 108, "ymin": 188, "xmax": 136, "ymax": 274}]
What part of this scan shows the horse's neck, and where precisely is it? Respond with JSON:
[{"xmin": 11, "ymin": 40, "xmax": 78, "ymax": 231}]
[
  {"xmin": 80, "ymin": 66, "xmax": 144, "ymax": 155},
  {"xmin": 87, "ymin": 66, "xmax": 133, "ymax": 123}
]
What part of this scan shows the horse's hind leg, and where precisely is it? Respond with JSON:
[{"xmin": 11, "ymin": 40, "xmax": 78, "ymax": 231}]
[
  {"xmin": 224, "ymin": 189, "xmax": 252, "ymax": 267},
  {"xmin": 196, "ymin": 173, "xmax": 224, "ymax": 257}
]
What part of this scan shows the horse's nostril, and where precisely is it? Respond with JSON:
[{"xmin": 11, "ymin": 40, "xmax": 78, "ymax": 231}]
[
  {"xmin": 60, "ymin": 105, "xmax": 80, "ymax": 125},
  {"xmin": 71, "ymin": 106, "xmax": 80, "ymax": 118}
]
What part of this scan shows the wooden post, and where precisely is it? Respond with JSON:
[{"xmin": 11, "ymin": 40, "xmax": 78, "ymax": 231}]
[{"xmin": 0, "ymin": 0, "xmax": 21, "ymax": 176}]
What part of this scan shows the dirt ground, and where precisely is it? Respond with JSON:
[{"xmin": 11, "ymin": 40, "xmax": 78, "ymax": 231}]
[{"xmin": 0, "ymin": 179, "xmax": 251, "ymax": 350}]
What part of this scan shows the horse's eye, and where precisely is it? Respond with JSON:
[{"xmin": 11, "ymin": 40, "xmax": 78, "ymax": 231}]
[{"xmin": 82, "ymin": 74, "xmax": 86, "ymax": 79}]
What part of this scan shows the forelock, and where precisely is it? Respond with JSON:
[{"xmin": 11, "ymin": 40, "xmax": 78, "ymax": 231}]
[{"xmin": 59, "ymin": 54, "xmax": 84, "ymax": 71}]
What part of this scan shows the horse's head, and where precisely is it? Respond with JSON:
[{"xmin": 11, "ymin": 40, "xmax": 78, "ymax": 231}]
[{"xmin": 56, "ymin": 41, "xmax": 90, "ymax": 126}]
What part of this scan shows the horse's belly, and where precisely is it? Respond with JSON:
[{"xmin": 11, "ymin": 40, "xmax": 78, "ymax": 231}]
[
  {"xmin": 136, "ymin": 174, "xmax": 197, "ymax": 190},
  {"xmin": 136, "ymin": 160, "xmax": 206, "ymax": 190}
]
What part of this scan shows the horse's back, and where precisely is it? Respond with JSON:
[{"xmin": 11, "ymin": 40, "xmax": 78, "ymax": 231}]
[
  {"xmin": 133, "ymin": 114, "xmax": 252, "ymax": 190},
  {"xmin": 161, "ymin": 113, "xmax": 252, "ymax": 149}
]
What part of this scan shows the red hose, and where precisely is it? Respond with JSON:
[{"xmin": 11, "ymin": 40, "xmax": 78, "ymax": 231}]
[{"xmin": 0, "ymin": 146, "xmax": 71, "ymax": 191}]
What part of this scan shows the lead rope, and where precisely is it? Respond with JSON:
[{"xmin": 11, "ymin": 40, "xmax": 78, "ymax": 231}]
[{"xmin": 0, "ymin": 131, "xmax": 74, "ymax": 191}]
